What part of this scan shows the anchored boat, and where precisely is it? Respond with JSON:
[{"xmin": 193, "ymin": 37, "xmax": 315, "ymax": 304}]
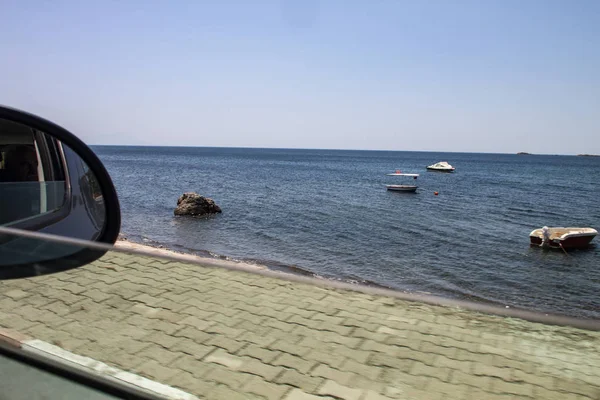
[
  {"xmin": 386, "ymin": 171, "xmax": 419, "ymax": 192},
  {"xmin": 529, "ymin": 227, "xmax": 597, "ymax": 250},
  {"xmin": 426, "ymin": 161, "xmax": 455, "ymax": 172}
]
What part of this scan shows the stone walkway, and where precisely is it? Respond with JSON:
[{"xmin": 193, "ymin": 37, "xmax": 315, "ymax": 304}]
[{"xmin": 1, "ymin": 250, "xmax": 599, "ymax": 400}]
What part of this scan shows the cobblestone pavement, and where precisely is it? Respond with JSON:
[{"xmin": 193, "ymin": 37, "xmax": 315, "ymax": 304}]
[{"xmin": 1, "ymin": 250, "xmax": 599, "ymax": 400}]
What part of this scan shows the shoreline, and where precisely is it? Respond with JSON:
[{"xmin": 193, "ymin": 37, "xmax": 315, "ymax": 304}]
[
  {"xmin": 111, "ymin": 236, "xmax": 600, "ymax": 328},
  {"xmin": 115, "ymin": 238, "xmax": 270, "ymax": 273},
  {"xmin": 115, "ymin": 236, "xmax": 503, "ymax": 306},
  {"xmin": 113, "ymin": 237, "xmax": 346, "ymax": 285},
  {"xmin": 115, "ymin": 236, "xmax": 403, "ymax": 291},
  {"xmin": 111, "ymin": 237, "xmax": 600, "ymax": 330}
]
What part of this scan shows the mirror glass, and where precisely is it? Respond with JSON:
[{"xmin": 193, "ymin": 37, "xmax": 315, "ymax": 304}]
[
  {"xmin": 0, "ymin": 117, "xmax": 105, "ymax": 232},
  {"xmin": 0, "ymin": 119, "xmax": 67, "ymax": 224},
  {"xmin": 0, "ymin": 117, "xmax": 108, "ymax": 270}
]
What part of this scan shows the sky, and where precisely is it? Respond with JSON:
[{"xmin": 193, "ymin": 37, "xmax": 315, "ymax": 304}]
[{"xmin": 1, "ymin": 0, "xmax": 599, "ymax": 154}]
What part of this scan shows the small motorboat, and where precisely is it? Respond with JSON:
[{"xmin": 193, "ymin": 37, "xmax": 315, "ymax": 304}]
[
  {"xmin": 529, "ymin": 226, "xmax": 598, "ymax": 250},
  {"xmin": 386, "ymin": 170, "xmax": 419, "ymax": 192},
  {"xmin": 426, "ymin": 161, "xmax": 455, "ymax": 172}
]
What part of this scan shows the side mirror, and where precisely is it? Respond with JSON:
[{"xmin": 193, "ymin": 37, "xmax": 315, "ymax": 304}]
[{"xmin": 0, "ymin": 105, "xmax": 121, "ymax": 278}]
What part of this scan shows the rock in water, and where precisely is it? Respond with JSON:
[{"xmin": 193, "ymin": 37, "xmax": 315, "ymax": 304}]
[{"xmin": 174, "ymin": 192, "xmax": 222, "ymax": 216}]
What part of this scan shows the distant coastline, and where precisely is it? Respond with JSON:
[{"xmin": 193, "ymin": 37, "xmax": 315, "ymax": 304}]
[
  {"xmin": 576, "ymin": 154, "xmax": 600, "ymax": 157},
  {"xmin": 516, "ymin": 152, "xmax": 532, "ymax": 155}
]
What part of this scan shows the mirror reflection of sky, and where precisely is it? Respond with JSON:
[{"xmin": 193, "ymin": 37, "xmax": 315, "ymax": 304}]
[{"xmin": 1, "ymin": 1, "xmax": 598, "ymax": 154}]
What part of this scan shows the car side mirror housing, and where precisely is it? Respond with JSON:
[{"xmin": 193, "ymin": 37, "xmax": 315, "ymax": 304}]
[{"xmin": 0, "ymin": 105, "xmax": 121, "ymax": 279}]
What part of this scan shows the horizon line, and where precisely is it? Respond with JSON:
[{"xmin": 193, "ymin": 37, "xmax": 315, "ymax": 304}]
[{"xmin": 88, "ymin": 144, "xmax": 593, "ymax": 157}]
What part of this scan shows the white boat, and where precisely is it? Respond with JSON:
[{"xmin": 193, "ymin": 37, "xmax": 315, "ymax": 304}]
[
  {"xmin": 426, "ymin": 161, "xmax": 455, "ymax": 172},
  {"xmin": 529, "ymin": 227, "xmax": 597, "ymax": 250},
  {"xmin": 385, "ymin": 171, "xmax": 419, "ymax": 192}
]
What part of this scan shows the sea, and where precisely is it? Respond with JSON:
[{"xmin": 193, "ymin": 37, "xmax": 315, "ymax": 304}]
[{"xmin": 93, "ymin": 146, "xmax": 600, "ymax": 319}]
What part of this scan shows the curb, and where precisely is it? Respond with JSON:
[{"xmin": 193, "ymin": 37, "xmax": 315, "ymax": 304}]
[{"xmin": 0, "ymin": 328, "xmax": 199, "ymax": 400}]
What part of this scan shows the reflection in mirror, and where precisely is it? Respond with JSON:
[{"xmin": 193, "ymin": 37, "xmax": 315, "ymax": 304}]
[
  {"xmin": 0, "ymin": 119, "xmax": 66, "ymax": 224},
  {"xmin": 0, "ymin": 117, "xmax": 107, "ymax": 269}
]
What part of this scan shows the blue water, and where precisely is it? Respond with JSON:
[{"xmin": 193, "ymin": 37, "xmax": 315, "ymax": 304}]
[{"xmin": 94, "ymin": 147, "xmax": 600, "ymax": 318}]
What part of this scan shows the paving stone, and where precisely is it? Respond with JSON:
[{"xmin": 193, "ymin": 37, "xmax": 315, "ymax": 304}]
[
  {"xmin": 239, "ymin": 358, "xmax": 284, "ymax": 381},
  {"xmin": 155, "ymin": 299, "xmax": 194, "ymax": 313},
  {"xmin": 310, "ymin": 364, "xmax": 354, "ymax": 386},
  {"xmin": 472, "ymin": 364, "xmax": 511, "ymax": 381},
  {"xmin": 238, "ymin": 344, "xmax": 282, "ymax": 364},
  {"xmin": 147, "ymin": 309, "xmax": 187, "ymax": 323},
  {"xmin": 205, "ymin": 365, "xmax": 252, "ymax": 388},
  {"xmin": 268, "ymin": 340, "xmax": 311, "ymax": 357},
  {"xmin": 238, "ymin": 331, "xmax": 278, "ymax": 347},
  {"xmin": 204, "ymin": 348, "xmax": 244, "ymax": 369},
  {"xmin": 346, "ymin": 375, "xmax": 386, "ymax": 393},
  {"xmin": 304, "ymin": 349, "xmax": 347, "ymax": 369},
  {"xmin": 243, "ymin": 376, "xmax": 291, "ymax": 400},
  {"xmin": 166, "ymin": 371, "xmax": 215, "ymax": 393},
  {"xmin": 512, "ymin": 369, "xmax": 555, "ymax": 389},
  {"xmin": 362, "ymin": 391, "xmax": 397, "ymax": 400},
  {"xmin": 171, "ymin": 338, "xmax": 214, "ymax": 359},
  {"xmin": 553, "ymin": 381, "xmax": 600, "ymax": 399},
  {"xmin": 450, "ymin": 370, "xmax": 492, "ymax": 391},
  {"xmin": 264, "ymin": 319, "xmax": 297, "ymax": 333},
  {"xmin": 209, "ymin": 310, "xmax": 242, "ymax": 326},
  {"xmin": 147, "ymin": 319, "xmax": 181, "ymax": 335},
  {"xmin": 353, "ymin": 328, "xmax": 388, "ymax": 342},
  {"xmin": 318, "ymin": 380, "xmax": 362, "ymax": 400},
  {"xmin": 136, "ymin": 344, "xmax": 185, "ymax": 364},
  {"xmin": 426, "ymin": 379, "xmax": 468, "ymax": 397},
  {"xmin": 296, "ymin": 331, "xmax": 361, "ymax": 348},
  {"xmin": 4, "ymin": 289, "xmax": 31, "ymax": 300},
  {"xmin": 360, "ymin": 339, "xmax": 393, "ymax": 353},
  {"xmin": 38, "ymin": 301, "xmax": 73, "ymax": 316},
  {"xmin": 134, "ymin": 359, "xmax": 179, "ymax": 381},
  {"xmin": 369, "ymin": 352, "xmax": 413, "ymax": 373},
  {"xmin": 272, "ymin": 353, "xmax": 317, "ymax": 374},
  {"xmin": 276, "ymin": 369, "xmax": 324, "ymax": 393},
  {"xmin": 131, "ymin": 293, "xmax": 164, "ymax": 307},
  {"xmin": 115, "ymin": 338, "xmax": 153, "ymax": 354},
  {"xmin": 206, "ymin": 335, "xmax": 246, "ymax": 353},
  {"xmin": 174, "ymin": 326, "xmax": 214, "ymax": 343},
  {"xmin": 411, "ymin": 362, "xmax": 452, "ymax": 382},
  {"xmin": 109, "ymin": 352, "xmax": 148, "ymax": 370},
  {"xmin": 341, "ymin": 359, "xmax": 383, "ymax": 381},
  {"xmin": 171, "ymin": 354, "xmax": 214, "ymax": 378},
  {"xmin": 0, "ymin": 315, "xmax": 38, "ymax": 331},
  {"xmin": 179, "ymin": 315, "xmax": 215, "ymax": 330},
  {"xmin": 0, "ymin": 251, "xmax": 598, "ymax": 400},
  {"xmin": 434, "ymin": 355, "xmax": 473, "ymax": 374},
  {"xmin": 419, "ymin": 341, "xmax": 458, "ymax": 359},
  {"xmin": 490, "ymin": 356, "xmax": 535, "ymax": 374},
  {"xmin": 205, "ymin": 324, "xmax": 244, "ymax": 338},
  {"xmin": 284, "ymin": 306, "xmax": 316, "ymax": 320},
  {"xmin": 283, "ymin": 388, "xmax": 330, "ymax": 400},
  {"xmin": 141, "ymin": 330, "xmax": 182, "ymax": 348},
  {"xmin": 83, "ymin": 289, "xmax": 112, "ymax": 303},
  {"xmin": 533, "ymin": 386, "xmax": 581, "ymax": 400},
  {"xmin": 209, "ymin": 384, "xmax": 263, "ymax": 400},
  {"xmin": 489, "ymin": 378, "xmax": 533, "ymax": 397}
]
